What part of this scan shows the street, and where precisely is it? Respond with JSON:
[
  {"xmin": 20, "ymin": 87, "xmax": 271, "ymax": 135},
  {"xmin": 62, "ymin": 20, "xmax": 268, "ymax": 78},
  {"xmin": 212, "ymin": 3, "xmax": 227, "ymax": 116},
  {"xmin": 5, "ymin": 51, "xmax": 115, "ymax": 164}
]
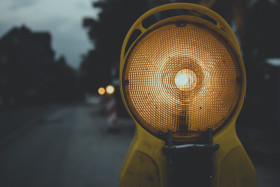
[
  {"xmin": 0, "ymin": 103, "xmax": 279, "ymax": 187},
  {"xmin": 0, "ymin": 103, "xmax": 133, "ymax": 187}
]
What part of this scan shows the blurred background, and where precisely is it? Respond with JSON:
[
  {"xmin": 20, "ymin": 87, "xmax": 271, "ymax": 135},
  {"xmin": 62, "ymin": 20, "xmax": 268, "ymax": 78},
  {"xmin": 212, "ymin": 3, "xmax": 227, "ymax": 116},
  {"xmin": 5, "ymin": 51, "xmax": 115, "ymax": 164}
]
[{"xmin": 0, "ymin": 0, "xmax": 280, "ymax": 186}]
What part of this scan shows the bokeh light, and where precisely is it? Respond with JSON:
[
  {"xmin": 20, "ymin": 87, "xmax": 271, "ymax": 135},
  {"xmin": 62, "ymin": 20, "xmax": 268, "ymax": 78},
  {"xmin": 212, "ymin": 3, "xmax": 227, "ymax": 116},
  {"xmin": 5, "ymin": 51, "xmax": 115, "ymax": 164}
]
[
  {"xmin": 98, "ymin": 87, "xmax": 105, "ymax": 95},
  {"xmin": 106, "ymin": 85, "xmax": 115, "ymax": 95}
]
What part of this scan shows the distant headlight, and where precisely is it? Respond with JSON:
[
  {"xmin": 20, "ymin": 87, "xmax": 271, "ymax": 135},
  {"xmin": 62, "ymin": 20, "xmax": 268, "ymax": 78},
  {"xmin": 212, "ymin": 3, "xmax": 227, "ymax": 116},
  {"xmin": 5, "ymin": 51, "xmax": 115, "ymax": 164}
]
[
  {"xmin": 98, "ymin": 87, "xmax": 105, "ymax": 95},
  {"xmin": 106, "ymin": 85, "xmax": 115, "ymax": 95}
]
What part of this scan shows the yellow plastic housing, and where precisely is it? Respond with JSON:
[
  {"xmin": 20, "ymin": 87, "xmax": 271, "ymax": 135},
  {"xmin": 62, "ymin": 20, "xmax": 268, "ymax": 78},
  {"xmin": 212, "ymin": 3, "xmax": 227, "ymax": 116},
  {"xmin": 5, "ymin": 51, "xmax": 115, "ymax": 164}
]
[{"xmin": 120, "ymin": 3, "xmax": 256, "ymax": 187}]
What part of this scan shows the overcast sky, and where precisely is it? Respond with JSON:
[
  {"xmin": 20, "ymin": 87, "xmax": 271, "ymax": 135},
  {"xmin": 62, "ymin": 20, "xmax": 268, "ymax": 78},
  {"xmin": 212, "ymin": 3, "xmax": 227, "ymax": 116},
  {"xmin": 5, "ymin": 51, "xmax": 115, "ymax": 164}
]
[{"xmin": 0, "ymin": 0, "xmax": 100, "ymax": 69}]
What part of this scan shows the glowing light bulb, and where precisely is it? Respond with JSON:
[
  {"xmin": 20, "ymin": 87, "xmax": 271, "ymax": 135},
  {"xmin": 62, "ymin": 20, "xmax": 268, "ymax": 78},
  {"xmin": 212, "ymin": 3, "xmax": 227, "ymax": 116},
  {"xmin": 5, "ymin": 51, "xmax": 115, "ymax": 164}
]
[{"xmin": 175, "ymin": 69, "xmax": 197, "ymax": 92}]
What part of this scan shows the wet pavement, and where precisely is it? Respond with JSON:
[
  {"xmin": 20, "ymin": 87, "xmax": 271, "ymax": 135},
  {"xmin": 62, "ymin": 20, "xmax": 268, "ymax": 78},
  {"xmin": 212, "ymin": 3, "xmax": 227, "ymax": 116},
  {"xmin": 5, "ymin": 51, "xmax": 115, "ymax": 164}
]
[{"xmin": 0, "ymin": 103, "xmax": 133, "ymax": 187}]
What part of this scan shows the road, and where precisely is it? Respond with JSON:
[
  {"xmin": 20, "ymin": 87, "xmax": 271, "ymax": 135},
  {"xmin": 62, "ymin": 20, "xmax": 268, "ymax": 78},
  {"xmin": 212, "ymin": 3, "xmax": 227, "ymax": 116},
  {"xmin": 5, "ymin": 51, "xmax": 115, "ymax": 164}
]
[
  {"xmin": 0, "ymin": 103, "xmax": 134, "ymax": 187},
  {"xmin": 0, "ymin": 103, "xmax": 279, "ymax": 187}
]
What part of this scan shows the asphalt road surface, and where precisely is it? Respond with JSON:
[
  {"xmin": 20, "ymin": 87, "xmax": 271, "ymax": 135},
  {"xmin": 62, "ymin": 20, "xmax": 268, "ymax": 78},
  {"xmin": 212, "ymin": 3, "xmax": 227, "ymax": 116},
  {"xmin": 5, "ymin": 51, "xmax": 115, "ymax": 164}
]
[
  {"xmin": 0, "ymin": 103, "xmax": 279, "ymax": 187},
  {"xmin": 0, "ymin": 103, "xmax": 134, "ymax": 187}
]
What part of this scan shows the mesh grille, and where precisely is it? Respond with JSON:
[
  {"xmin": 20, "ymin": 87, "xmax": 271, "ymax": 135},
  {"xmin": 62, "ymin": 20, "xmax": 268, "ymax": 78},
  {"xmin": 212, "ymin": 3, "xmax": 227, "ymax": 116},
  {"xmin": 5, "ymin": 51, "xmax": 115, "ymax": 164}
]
[{"xmin": 123, "ymin": 23, "xmax": 241, "ymax": 138}]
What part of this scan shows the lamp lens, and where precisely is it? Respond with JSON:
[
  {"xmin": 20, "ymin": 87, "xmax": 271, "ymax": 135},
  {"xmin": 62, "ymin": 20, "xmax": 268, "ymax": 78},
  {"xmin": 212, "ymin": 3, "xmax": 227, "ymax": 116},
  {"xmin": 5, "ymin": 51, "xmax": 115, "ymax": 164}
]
[{"xmin": 123, "ymin": 23, "xmax": 242, "ymax": 138}]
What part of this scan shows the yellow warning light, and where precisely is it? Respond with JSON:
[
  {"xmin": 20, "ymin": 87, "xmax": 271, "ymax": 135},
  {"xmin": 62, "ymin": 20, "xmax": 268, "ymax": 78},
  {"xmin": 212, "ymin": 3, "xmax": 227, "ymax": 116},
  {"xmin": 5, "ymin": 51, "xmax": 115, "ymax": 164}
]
[
  {"xmin": 120, "ymin": 4, "xmax": 256, "ymax": 187},
  {"xmin": 98, "ymin": 87, "xmax": 105, "ymax": 95},
  {"xmin": 106, "ymin": 85, "xmax": 115, "ymax": 95},
  {"xmin": 122, "ymin": 23, "xmax": 242, "ymax": 138}
]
